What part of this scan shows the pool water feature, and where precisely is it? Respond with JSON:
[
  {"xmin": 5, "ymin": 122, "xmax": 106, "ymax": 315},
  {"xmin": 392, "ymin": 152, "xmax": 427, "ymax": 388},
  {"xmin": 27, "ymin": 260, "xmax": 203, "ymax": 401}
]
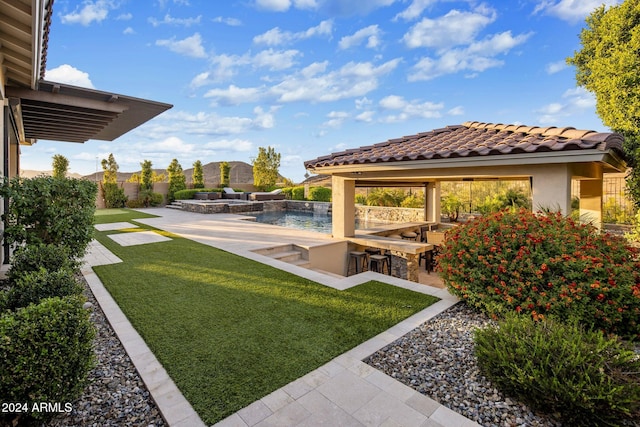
[{"xmin": 250, "ymin": 210, "xmax": 386, "ymax": 233}]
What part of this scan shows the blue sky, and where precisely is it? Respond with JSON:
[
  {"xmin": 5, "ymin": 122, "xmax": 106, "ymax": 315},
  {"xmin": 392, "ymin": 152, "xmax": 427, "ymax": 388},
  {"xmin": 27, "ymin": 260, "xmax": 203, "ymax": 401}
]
[{"xmin": 21, "ymin": 0, "xmax": 620, "ymax": 182}]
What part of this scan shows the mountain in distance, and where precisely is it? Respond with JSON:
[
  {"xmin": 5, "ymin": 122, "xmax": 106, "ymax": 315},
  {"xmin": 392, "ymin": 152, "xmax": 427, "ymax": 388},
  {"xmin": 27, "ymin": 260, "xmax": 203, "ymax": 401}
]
[{"xmin": 20, "ymin": 170, "xmax": 84, "ymax": 179}]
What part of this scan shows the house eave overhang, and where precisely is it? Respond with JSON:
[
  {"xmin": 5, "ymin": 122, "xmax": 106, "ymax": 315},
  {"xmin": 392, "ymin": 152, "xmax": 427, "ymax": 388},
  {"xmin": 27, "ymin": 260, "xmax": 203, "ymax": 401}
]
[
  {"xmin": 6, "ymin": 80, "xmax": 173, "ymax": 144},
  {"xmin": 306, "ymin": 149, "xmax": 627, "ymax": 177}
]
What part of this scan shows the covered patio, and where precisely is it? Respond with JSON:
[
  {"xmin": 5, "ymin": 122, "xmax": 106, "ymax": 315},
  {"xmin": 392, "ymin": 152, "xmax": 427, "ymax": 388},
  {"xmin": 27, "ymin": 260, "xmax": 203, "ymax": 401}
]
[{"xmin": 304, "ymin": 121, "xmax": 627, "ymax": 239}]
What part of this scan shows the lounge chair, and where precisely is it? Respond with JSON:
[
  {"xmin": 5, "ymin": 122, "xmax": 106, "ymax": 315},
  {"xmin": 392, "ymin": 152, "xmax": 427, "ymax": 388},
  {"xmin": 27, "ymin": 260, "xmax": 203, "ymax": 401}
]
[
  {"xmin": 249, "ymin": 189, "xmax": 285, "ymax": 201},
  {"xmin": 222, "ymin": 187, "xmax": 246, "ymax": 200}
]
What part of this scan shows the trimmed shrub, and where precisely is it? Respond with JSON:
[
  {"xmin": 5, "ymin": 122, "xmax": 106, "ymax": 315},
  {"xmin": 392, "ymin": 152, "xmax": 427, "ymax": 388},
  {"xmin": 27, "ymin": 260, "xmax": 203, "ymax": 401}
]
[
  {"xmin": 438, "ymin": 209, "xmax": 640, "ymax": 339},
  {"xmin": 474, "ymin": 315, "xmax": 640, "ymax": 426},
  {"xmin": 139, "ymin": 189, "xmax": 164, "ymax": 207},
  {"xmin": 126, "ymin": 198, "xmax": 145, "ymax": 208},
  {"xmin": 102, "ymin": 182, "xmax": 127, "ymax": 208},
  {"xmin": 0, "ymin": 295, "xmax": 95, "ymax": 424},
  {"xmin": 0, "ymin": 177, "xmax": 97, "ymax": 259},
  {"xmin": 8, "ymin": 244, "xmax": 78, "ymax": 282},
  {"xmin": 4, "ymin": 268, "xmax": 82, "ymax": 311},
  {"xmin": 292, "ymin": 186, "xmax": 305, "ymax": 200},
  {"xmin": 308, "ymin": 186, "xmax": 331, "ymax": 202},
  {"xmin": 174, "ymin": 188, "xmax": 221, "ymax": 200}
]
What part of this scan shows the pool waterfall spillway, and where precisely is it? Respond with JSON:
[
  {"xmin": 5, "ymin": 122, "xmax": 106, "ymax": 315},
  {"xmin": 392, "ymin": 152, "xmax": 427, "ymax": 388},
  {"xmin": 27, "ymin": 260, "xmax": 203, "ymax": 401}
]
[{"xmin": 313, "ymin": 202, "xmax": 330, "ymax": 215}]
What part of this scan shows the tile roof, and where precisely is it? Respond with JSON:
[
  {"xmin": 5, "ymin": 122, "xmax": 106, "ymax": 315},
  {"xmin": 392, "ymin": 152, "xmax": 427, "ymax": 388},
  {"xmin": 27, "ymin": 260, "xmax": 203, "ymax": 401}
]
[{"xmin": 304, "ymin": 121, "xmax": 625, "ymax": 169}]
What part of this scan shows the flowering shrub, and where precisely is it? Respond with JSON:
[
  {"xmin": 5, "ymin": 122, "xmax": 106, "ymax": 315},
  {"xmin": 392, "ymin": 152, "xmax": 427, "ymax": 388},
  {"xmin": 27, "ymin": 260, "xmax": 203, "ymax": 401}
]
[{"xmin": 438, "ymin": 209, "xmax": 640, "ymax": 339}]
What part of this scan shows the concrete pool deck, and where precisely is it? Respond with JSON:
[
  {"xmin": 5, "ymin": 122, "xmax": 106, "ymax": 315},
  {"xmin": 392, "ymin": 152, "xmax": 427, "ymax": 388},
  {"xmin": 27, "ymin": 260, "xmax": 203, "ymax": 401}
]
[{"xmin": 84, "ymin": 207, "xmax": 480, "ymax": 426}]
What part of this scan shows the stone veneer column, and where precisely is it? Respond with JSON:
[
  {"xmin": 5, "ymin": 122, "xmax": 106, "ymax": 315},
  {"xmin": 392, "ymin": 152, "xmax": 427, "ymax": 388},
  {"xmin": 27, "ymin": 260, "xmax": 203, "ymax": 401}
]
[{"xmin": 389, "ymin": 252, "xmax": 420, "ymax": 282}]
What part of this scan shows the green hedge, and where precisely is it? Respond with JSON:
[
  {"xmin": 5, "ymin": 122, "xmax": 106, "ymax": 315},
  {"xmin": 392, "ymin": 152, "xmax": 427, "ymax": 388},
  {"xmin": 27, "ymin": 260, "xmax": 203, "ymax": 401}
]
[
  {"xmin": 475, "ymin": 315, "xmax": 640, "ymax": 426},
  {"xmin": 174, "ymin": 188, "xmax": 222, "ymax": 200},
  {"xmin": 308, "ymin": 186, "xmax": 331, "ymax": 202},
  {"xmin": 7, "ymin": 244, "xmax": 78, "ymax": 282},
  {"xmin": 3, "ymin": 268, "xmax": 82, "ymax": 312},
  {"xmin": 0, "ymin": 177, "xmax": 97, "ymax": 258},
  {"xmin": 0, "ymin": 296, "xmax": 95, "ymax": 424}
]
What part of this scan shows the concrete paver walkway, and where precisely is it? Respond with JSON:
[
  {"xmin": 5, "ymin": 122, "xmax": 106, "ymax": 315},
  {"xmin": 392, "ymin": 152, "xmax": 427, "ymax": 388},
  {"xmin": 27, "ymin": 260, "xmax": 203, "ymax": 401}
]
[{"xmin": 83, "ymin": 208, "xmax": 481, "ymax": 427}]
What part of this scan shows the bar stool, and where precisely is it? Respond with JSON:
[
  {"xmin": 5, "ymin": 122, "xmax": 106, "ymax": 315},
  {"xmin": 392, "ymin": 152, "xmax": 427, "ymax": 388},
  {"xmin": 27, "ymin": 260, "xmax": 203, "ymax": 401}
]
[
  {"xmin": 419, "ymin": 248, "xmax": 435, "ymax": 273},
  {"xmin": 365, "ymin": 247, "xmax": 381, "ymax": 256},
  {"xmin": 348, "ymin": 251, "xmax": 368, "ymax": 276},
  {"xmin": 369, "ymin": 254, "xmax": 390, "ymax": 275},
  {"xmin": 401, "ymin": 231, "xmax": 418, "ymax": 241}
]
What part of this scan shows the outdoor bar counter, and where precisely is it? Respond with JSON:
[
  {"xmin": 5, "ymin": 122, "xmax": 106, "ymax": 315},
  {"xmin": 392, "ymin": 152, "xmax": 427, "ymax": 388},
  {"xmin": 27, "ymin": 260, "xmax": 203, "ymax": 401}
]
[{"xmin": 348, "ymin": 223, "xmax": 434, "ymax": 282}]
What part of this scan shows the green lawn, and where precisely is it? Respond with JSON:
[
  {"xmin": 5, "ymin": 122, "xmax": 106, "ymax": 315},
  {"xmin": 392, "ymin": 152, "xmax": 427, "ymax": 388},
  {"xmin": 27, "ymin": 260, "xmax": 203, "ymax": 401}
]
[{"xmin": 92, "ymin": 209, "xmax": 439, "ymax": 424}]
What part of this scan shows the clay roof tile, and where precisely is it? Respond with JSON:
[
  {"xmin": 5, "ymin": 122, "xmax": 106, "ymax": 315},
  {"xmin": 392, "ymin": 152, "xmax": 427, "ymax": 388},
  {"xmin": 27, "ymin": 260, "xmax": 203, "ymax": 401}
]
[{"xmin": 303, "ymin": 121, "xmax": 627, "ymax": 169}]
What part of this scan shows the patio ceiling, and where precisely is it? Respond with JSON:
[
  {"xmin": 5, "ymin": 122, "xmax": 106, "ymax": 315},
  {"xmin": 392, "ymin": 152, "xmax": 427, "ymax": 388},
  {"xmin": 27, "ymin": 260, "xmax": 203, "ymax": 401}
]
[
  {"xmin": 0, "ymin": 0, "xmax": 52, "ymax": 89},
  {"xmin": 6, "ymin": 81, "xmax": 173, "ymax": 144}
]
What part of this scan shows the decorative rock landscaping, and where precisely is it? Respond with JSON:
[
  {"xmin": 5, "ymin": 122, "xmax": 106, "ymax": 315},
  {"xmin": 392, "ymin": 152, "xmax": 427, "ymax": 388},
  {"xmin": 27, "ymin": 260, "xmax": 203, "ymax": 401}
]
[
  {"xmin": 365, "ymin": 303, "xmax": 563, "ymax": 427},
  {"xmin": 48, "ymin": 280, "xmax": 165, "ymax": 427}
]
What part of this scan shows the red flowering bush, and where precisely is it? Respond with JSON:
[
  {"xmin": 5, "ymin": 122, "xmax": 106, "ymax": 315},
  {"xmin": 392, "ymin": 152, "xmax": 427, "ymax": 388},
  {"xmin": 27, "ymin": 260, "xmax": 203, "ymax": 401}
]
[{"xmin": 438, "ymin": 209, "xmax": 640, "ymax": 340}]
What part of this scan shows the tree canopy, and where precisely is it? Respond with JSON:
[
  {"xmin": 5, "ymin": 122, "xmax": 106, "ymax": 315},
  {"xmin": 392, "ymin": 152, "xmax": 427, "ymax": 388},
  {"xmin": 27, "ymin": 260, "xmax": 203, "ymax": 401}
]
[
  {"xmin": 568, "ymin": 0, "xmax": 640, "ymax": 206},
  {"xmin": 100, "ymin": 154, "xmax": 119, "ymax": 184},
  {"xmin": 568, "ymin": 0, "xmax": 640, "ymax": 134},
  {"xmin": 52, "ymin": 154, "xmax": 69, "ymax": 179},
  {"xmin": 252, "ymin": 147, "xmax": 281, "ymax": 191},
  {"xmin": 167, "ymin": 158, "xmax": 186, "ymax": 202},
  {"xmin": 192, "ymin": 160, "xmax": 204, "ymax": 189}
]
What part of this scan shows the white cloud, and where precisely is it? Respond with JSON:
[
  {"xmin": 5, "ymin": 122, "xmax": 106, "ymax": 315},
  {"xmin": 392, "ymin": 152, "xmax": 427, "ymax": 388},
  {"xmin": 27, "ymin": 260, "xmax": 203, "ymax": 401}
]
[
  {"xmin": 338, "ymin": 25, "xmax": 382, "ymax": 49},
  {"xmin": 546, "ymin": 60, "xmax": 568, "ymax": 74},
  {"xmin": 403, "ymin": 7, "xmax": 497, "ymax": 50},
  {"xmin": 44, "ymin": 64, "xmax": 95, "ymax": 88},
  {"xmin": 535, "ymin": 87, "xmax": 596, "ymax": 124},
  {"xmin": 448, "ymin": 106, "xmax": 465, "ymax": 116},
  {"xmin": 256, "ymin": 0, "xmax": 292, "ymax": 12},
  {"xmin": 394, "ymin": 0, "xmax": 437, "ymax": 21},
  {"xmin": 253, "ymin": 20, "xmax": 333, "ymax": 45},
  {"xmin": 191, "ymin": 49, "xmax": 300, "ymax": 88},
  {"xmin": 378, "ymin": 95, "xmax": 444, "ymax": 122},
  {"xmin": 379, "ymin": 95, "xmax": 406, "ymax": 109},
  {"xmin": 148, "ymin": 14, "xmax": 202, "ymax": 27},
  {"xmin": 408, "ymin": 31, "xmax": 532, "ymax": 81},
  {"xmin": 156, "ymin": 33, "xmax": 207, "ymax": 58},
  {"xmin": 355, "ymin": 110, "xmax": 375, "ymax": 122},
  {"xmin": 60, "ymin": 0, "xmax": 111, "ymax": 26},
  {"xmin": 533, "ymin": 0, "xmax": 621, "ymax": 24},
  {"xmin": 140, "ymin": 108, "xmax": 276, "ymax": 138},
  {"xmin": 123, "ymin": 27, "xmax": 135, "ymax": 35},
  {"xmin": 204, "ymin": 139, "xmax": 254, "ymax": 152},
  {"xmin": 253, "ymin": 49, "xmax": 301, "ymax": 70},
  {"xmin": 213, "ymin": 16, "xmax": 242, "ymax": 26},
  {"xmin": 203, "ymin": 59, "xmax": 400, "ymax": 105},
  {"xmin": 293, "ymin": 0, "xmax": 318, "ymax": 9},
  {"xmin": 117, "ymin": 13, "xmax": 132, "ymax": 20},
  {"xmin": 272, "ymin": 58, "xmax": 401, "ymax": 103},
  {"xmin": 203, "ymin": 85, "xmax": 265, "ymax": 106},
  {"xmin": 322, "ymin": 111, "xmax": 349, "ymax": 128},
  {"xmin": 314, "ymin": 0, "xmax": 396, "ymax": 16},
  {"xmin": 355, "ymin": 97, "xmax": 373, "ymax": 109}
]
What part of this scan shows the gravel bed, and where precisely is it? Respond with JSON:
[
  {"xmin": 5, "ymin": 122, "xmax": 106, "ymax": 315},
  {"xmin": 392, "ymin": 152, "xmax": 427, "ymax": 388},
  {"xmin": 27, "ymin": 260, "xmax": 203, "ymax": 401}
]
[
  {"xmin": 47, "ymin": 278, "xmax": 165, "ymax": 427},
  {"xmin": 364, "ymin": 303, "xmax": 563, "ymax": 427}
]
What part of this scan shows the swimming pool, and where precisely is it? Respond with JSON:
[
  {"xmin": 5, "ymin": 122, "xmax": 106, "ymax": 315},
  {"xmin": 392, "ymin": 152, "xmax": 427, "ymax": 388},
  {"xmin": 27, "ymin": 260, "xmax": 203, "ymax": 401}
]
[{"xmin": 250, "ymin": 211, "xmax": 385, "ymax": 233}]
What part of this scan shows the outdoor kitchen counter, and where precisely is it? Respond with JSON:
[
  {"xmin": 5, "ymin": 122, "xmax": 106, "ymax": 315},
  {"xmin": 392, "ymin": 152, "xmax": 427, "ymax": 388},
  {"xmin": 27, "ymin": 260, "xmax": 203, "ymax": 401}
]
[{"xmin": 348, "ymin": 234, "xmax": 434, "ymax": 282}]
